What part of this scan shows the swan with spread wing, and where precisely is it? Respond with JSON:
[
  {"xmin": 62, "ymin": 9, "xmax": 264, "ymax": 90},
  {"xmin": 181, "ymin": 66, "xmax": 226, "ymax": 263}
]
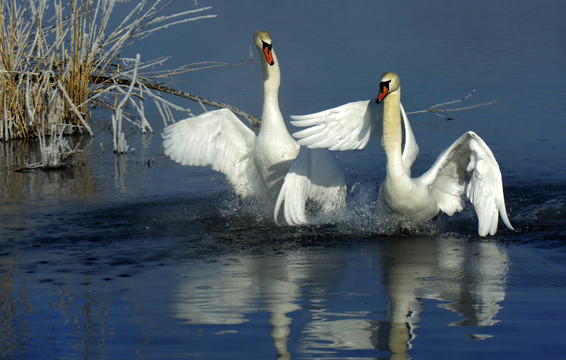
[
  {"xmin": 162, "ymin": 31, "xmax": 345, "ymax": 225},
  {"xmin": 291, "ymin": 72, "xmax": 513, "ymax": 236}
]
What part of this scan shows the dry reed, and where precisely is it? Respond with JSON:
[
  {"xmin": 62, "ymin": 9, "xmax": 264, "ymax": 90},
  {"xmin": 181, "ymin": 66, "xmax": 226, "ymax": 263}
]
[{"xmin": 0, "ymin": 0, "xmax": 217, "ymax": 143}]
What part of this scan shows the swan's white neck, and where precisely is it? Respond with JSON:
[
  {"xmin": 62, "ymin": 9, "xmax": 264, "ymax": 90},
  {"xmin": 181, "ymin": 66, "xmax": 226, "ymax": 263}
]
[
  {"xmin": 382, "ymin": 90, "xmax": 405, "ymax": 177},
  {"xmin": 260, "ymin": 51, "xmax": 285, "ymax": 131}
]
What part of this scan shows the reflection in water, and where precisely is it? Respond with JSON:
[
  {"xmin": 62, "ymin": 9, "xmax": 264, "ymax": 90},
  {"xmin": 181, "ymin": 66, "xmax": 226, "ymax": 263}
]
[
  {"xmin": 172, "ymin": 259, "xmax": 261, "ymax": 325},
  {"xmin": 110, "ymin": 132, "xmax": 154, "ymax": 193},
  {"xmin": 0, "ymin": 270, "xmax": 110, "ymax": 359},
  {"xmin": 380, "ymin": 237, "xmax": 508, "ymax": 359},
  {"xmin": 114, "ymin": 153, "xmax": 128, "ymax": 192},
  {"xmin": 0, "ymin": 137, "xmax": 97, "ymax": 240},
  {"xmin": 436, "ymin": 241, "xmax": 507, "ymax": 328},
  {"xmin": 172, "ymin": 252, "xmax": 344, "ymax": 359},
  {"xmin": 301, "ymin": 314, "xmax": 390, "ymax": 355},
  {"xmin": 0, "ymin": 264, "xmax": 27, "ymax": 359},
  {"xmin": 171, "ymin": 237, "xmax": 508, "ymax": 359},
  {"xmin": 0, "ymin": 137, "xmax": 95, "ymax": 199}
]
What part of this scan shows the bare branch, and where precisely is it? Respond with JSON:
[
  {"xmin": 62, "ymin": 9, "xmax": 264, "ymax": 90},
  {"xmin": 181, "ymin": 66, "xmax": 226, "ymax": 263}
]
[
  {"xmin": 406, "ymin": 90, "xmax": 496, "ymax": 120},
  {"xmin": 91, "ymin": 73, "xmax": 261, "ymax": 127}
]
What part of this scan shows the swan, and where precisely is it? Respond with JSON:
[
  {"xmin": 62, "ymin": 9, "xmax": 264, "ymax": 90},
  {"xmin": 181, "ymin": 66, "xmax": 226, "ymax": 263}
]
[
  {"xmin": 291, "ymin": 72, "xmax": 514, "ymax": 236},
  {"xmin": 162, "ymin": 30, "xmax": 345, "ymax": 224}
]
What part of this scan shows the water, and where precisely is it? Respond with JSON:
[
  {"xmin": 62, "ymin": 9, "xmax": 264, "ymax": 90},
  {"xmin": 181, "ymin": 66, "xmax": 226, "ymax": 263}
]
[{"xmin": 1, "ymin": 0, "xmax": 566, "ymax": 359}]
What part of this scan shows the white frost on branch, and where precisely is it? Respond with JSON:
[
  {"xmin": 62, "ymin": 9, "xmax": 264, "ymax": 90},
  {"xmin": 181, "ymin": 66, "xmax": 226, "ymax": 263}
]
[{"xmin": 112, "ymin": 53, "xmax": 142, "ymax": 153}]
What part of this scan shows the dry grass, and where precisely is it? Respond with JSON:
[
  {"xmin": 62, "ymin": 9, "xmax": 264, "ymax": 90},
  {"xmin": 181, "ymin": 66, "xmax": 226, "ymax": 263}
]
[
  {"xmin": 0, "ymin": 0, "xmax": 217, "ymax": 145},
  {"xmin": 0, "ymin": 0, "xmax": 222, "ymax": 166}
]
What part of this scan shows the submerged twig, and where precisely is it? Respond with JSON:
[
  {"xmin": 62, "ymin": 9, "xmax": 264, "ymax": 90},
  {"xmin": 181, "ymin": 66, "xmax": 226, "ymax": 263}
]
[{"xmin": 18, "ymin": 124, "xmax": 81, "ymax": 171}]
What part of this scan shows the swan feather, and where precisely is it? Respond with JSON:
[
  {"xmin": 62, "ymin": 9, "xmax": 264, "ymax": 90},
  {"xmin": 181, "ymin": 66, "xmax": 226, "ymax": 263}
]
[
  {"xmin": 275, "ymin": 148, "xmax": 346, "ymax": 225},
  {"xmin": 162, "ymin": 109, "xmax": 261, "ymax": 198}
]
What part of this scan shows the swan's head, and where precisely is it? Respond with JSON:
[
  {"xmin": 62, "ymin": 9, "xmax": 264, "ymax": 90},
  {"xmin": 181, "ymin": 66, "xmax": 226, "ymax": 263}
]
[
  {"xmin": 376, "ymin": 72, "xmax": 400, "ymax": 103},
  {"xmin": 254, "ymin": 30, "xmax": 275, "ymax": 66}
]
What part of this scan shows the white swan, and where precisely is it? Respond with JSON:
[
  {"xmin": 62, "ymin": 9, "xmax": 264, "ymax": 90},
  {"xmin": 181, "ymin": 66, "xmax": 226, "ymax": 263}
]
[
  {"xmin": 291, "ymin": 72, "xmax": 514, "ymax": 236},
  {"xmin": 162, "ymin": 30, "xmax": 345, "ymax": 224}
]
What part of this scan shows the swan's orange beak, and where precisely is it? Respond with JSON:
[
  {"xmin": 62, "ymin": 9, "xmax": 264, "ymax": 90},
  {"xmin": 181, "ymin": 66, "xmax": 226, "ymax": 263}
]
[
  {"xmin": 263, "ymin": 42, "xmax": 274, "ymax": 66},
  {"xmin": 376, "ymin": 81, "xmax": 389, "ymax": 103}
]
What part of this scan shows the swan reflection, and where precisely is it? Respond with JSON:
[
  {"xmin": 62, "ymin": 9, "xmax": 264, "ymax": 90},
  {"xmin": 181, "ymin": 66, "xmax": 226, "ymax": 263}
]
[
  {"xmin": 380, "ymin": 237, "xmax": 508, "ymax": 359},
  {"xmin": 172, "ymin": 236, "xmax": 508, "ymax": 359}
]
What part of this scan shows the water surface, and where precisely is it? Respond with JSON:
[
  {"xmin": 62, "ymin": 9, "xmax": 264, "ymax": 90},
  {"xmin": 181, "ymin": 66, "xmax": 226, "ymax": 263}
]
[{"xmin": 1, "ymin": 0, "xmax": 566, "ymax": 359}]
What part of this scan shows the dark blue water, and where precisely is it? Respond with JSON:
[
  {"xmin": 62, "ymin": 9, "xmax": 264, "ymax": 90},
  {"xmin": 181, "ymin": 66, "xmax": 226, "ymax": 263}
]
[{"xmin": 1, "ymin": 0, "xmax": 566, "ymax": 359}]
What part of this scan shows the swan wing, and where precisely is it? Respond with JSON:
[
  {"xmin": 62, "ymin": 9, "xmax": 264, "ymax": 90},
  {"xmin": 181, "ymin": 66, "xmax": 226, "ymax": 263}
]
[
  {"xmin": 290, "ymin": 100, "xmax": 382, "ymax": 151},
  {"xmin": 274, "ymin": 148, "xmax": 346, "ymax": 225},
  {"xmin": 162, "ymin": 109, "xmax": 260, "ymax": 198},
  {"xmin": 400, "ymin": 103, "xmax": 419, "ymax": 175},
  {"xmin": 419, "ymin": 131, "xmax": 513, "ymax": 236}
]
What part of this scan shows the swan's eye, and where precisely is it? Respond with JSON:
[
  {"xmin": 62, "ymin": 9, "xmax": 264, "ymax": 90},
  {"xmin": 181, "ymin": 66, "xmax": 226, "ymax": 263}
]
[{"xmin": 262, "ymin": 41, "xmax": 275, "ymax": 66}]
